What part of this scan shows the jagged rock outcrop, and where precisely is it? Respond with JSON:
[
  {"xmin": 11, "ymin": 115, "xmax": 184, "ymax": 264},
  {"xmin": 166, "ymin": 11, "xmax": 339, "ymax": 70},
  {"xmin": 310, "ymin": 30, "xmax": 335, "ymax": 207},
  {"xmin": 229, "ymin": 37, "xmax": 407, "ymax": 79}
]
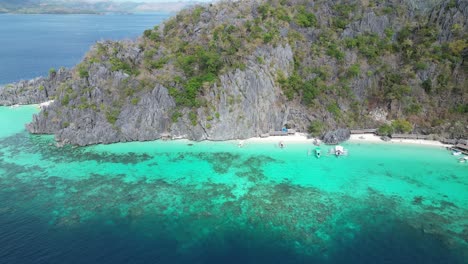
[
  {"xmin": 1, "ymin": 0, "xmax": 466, "ymax": 146},
  {"xmin": 322, "ymin": 129, "xmax": 351, "ymax": 145},
  {"xmin": 0, "ymin": 68, "xmax": 71, "ymax": 105},
  {"xmin": 27, "ymin": 44, "xmax": 295, "ymax": 145}
]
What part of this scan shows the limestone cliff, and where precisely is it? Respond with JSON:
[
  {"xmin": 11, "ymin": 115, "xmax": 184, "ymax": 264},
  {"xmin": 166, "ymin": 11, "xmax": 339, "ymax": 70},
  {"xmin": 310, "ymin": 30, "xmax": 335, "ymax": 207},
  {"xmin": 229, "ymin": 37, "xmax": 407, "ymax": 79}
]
[{"xmin": 0, "ymin": 0, "xmax": 466, "ymax": 145}]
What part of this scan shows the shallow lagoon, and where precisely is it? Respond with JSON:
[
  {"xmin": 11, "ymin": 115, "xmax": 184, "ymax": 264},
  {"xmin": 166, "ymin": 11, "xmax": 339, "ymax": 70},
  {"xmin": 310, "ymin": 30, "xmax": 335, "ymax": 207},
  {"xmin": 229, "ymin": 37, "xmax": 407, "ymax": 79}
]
[{"xmin": 0, "ymin": 106, "xmax": 467, "ymax": 263}]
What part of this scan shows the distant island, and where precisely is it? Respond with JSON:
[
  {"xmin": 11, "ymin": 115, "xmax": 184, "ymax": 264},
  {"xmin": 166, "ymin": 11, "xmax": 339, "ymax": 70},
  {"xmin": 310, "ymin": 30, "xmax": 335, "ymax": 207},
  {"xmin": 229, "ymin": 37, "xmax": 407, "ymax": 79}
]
[{"xmin": 0, "ymin": 0, "xmax": 200, "ymax": 14}]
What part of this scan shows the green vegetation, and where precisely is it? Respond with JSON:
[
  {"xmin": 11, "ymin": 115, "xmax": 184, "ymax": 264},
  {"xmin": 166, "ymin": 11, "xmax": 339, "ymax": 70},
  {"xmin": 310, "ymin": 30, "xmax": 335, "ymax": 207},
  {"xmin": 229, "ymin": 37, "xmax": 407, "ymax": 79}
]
[
  {"xmin": 188, "ymin": 111, "xmax": 198, "ymax": 126},
  {"xmin": 378, "ymin": 119, "xmax": 413, "ymax": 136},
  {"xmin": 105, "ymin": 108, "xmax": 120, "ymax": 125},
  {"xmin": 332, "ymin": 3, "xmax": 357, "ymax": 30},
  {"xmin": 344, "ymin": 33, "xmax": 390, "ymax": 61},
  {"xmin": 295, "ymin": 6, "xmax": 317, "ymax": 27},
  {"xmin": 347, "ymin": 64, "xmax": 360, "ymax": 77},
  {"xmin": 377, "ymin": 123, "xmax": 393, "ymax": 136},
  {"xmin": 302, "ymin": 79, "xmax": 321, "ymax": 106},
  {"xmin": 131, "ymin": 98, "xmax": 139, "ymax": 105},
  {"xmin": 61, "ymin": 94, "xmax": 70, "ymax": 106},
  {"xmin": 171, "ymin": 111, "xmax": 182, "ymax": 123},
  {"xmin": 326, "ymin": 43, "xmax": 344, "ymax": 61},
  {"xmin": 392, "ymin": 119, "xmax": 412, "ymax": 133},
  {"xmin": 77, "ymin": 64, "xmax": 89, "ymax": 78},
  {"xmin": 451, "ymin": 104, "xmax": 468, "ymax": 114},
  {"xmin": 277, "ymin": 71, "xmax": 302, "ymax": 100},
  {"xmin": 421, "ymin": 79, "xmax": 432, "ymax": 94},
  {"xmin": 308, "ymin": 120, "xmax": 324, "ymax": 137},
  {"xmin": 49, "ymin": 68, "xmax": 56, "ymax": 76},
  {"xmin": 381, "ymin": 72, "xmax": 411, "ymax": 103},
  {"xmin": 110, "ymin": 58, "xmax": 138, "ymax": 75},
  {"xmin": 327, "ymin": 102, "xmax": 341, "ymax": 117},
  {"xmin": 143, "ymin": 26, "xmax": 161, "ymax": 42}
]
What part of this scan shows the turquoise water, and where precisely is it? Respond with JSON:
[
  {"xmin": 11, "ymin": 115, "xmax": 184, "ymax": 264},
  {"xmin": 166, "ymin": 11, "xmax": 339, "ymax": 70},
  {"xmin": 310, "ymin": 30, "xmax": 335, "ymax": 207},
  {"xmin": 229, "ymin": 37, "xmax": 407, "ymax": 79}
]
[
  {"xmin": 0, "ymin": 13, "xmax": 172, "ymax": 85},
  {"xmin": 0, "ymin": 106, "xmax": 467, "ymax": 263}
]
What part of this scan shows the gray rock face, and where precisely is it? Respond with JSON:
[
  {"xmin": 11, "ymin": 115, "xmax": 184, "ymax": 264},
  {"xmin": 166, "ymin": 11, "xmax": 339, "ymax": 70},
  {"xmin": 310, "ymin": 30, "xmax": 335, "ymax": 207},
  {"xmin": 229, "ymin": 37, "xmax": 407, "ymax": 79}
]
[
  {"xmin": 201, "ymin": 45, "xmax": 294, "ymax": 140},
  {"xmin": 322, "ymin": 129, "xmax": 351, "ymax": 145},
  {"xmin": 27, "ymin": 44, "xmax": 294, "ymax": 146},
  {"xmin": 342, "ymin": 12, "xmax": 390, "ymax": 38},
  {"xmin": 429, "ymin": 0, "xmax": 468, "ymax": 41},
  {"xmin": 0, "ymin": 68, "xmax": 71, "ymax": 105}
]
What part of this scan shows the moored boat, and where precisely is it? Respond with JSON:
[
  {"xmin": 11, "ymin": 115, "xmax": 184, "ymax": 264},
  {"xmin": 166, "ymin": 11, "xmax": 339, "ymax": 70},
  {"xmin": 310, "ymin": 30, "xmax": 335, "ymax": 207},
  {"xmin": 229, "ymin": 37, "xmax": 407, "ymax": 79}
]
[
  {"xmin": 315, "ymin": 147, "xmax": 321, "ymax": 158},
  {"xmin": 329, "ymin": 145, "xmax": 348, "ymax": 157}
]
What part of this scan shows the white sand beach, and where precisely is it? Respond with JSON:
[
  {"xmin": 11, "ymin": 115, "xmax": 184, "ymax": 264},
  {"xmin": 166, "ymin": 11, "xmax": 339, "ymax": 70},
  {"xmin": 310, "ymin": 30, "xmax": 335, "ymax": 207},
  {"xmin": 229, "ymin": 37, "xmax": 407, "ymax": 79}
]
[
  {"xmin": 244, "ymin": 133, "xmax": 314, "ymax": 144},
  {"xmin": 349, "ymin": 133, "xmax": 451, "ymax": 147},
  {"xmin": 240, "ymin": 132, "xmax": 451, "ymax": 148}
]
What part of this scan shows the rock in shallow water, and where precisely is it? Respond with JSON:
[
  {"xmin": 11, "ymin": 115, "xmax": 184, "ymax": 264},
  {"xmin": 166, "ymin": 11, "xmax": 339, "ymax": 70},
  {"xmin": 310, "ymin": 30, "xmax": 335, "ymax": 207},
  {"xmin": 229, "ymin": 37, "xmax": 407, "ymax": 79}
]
[{"xmin": 321, "ymin": 129, "xmax": 350, "ymax": 145}]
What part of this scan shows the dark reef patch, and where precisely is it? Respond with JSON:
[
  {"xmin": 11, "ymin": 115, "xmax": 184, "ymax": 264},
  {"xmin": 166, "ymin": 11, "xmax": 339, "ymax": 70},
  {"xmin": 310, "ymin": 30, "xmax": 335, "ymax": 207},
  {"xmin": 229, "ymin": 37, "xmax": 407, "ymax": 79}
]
[{"xmin": 0, "ymin": 132, "xmax": 153, "ymax": 165}]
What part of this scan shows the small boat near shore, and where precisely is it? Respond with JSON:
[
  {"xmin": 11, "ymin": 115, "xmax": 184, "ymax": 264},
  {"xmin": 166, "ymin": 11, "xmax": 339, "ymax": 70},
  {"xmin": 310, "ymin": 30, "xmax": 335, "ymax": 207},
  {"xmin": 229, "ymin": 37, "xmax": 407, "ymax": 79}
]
[
  {"xmin": 315, "ymin": 147, "xmax": 321, "ymax": 158},
  {"xmin": 329, "ymin": 145, "xmax": 348, "ymax": 157},
  {"xmin": 279, "ymin": 141, "xmax": 285, "ymax": 148}
]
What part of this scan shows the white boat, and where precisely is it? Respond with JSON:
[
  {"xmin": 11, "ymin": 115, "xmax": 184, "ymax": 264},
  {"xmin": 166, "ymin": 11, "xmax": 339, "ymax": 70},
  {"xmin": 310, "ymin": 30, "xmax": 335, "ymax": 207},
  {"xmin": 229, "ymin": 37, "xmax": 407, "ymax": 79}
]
[
  {"xmin": 329, "ymin": 145, "xmax": 348, "ymax": 157},
  {"xmin": 452, "ymin": 151, "xmax": 462, "ymax": 156},
  {"xmin": 10, "ymin": 104, "xmax": 20, "ymax": 108}
]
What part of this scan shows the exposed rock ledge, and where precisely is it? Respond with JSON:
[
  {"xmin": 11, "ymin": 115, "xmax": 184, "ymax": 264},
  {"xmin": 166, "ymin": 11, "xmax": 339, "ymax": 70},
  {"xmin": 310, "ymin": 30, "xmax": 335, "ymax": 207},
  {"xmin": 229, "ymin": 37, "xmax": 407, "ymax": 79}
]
[
  {"xmin": 321, "ymin": 129, "xmax": 351, "ymax": 145},
  {"xmin": 0, "ymin": 68, "xmax": 71, "ymax": 106}
]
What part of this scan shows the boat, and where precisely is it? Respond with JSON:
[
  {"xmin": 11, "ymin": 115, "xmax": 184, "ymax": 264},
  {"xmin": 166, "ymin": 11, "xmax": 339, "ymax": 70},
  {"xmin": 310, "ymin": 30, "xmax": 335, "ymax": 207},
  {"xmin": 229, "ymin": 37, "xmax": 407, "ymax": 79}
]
[
  {"xmin": 459, "ymin": 156, "xmax": 468, "ymax": 163},
  {"xmin": 329, "ymin": 145, "xmax": 348, "ymax": 157},
  {"xmin": 9, "ymin": 104, "xmax": 20, "ymax": 108},
  {"xmin": 315, "ymin": 147, "xmax": 321, "ymax": 158},
  {"xmin": 452, "ymin": 151, "xmax": 462, "ymax": 156},
  {"xmin": 279, "ymin": 141, "xmax": 285, "ymax": 148}
]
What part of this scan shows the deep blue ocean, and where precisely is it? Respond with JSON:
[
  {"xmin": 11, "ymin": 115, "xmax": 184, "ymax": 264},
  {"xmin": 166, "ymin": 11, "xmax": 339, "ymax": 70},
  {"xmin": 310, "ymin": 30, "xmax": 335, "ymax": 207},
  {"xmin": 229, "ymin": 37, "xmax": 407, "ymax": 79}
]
[{"xmin": 0, "ymin": 13, "xmax": 171, "ymax": 85}]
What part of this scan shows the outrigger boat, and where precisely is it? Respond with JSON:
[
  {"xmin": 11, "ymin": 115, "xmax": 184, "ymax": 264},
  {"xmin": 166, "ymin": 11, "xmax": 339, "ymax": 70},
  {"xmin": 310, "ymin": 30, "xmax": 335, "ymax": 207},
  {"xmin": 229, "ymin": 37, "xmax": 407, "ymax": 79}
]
[
  {"xmin": 315, "ymin": 147, "xmax": 321, "ymax": 158},
  {"xmin": 329, "ymin": 145, "xmax": 348, "ymax": 157}
]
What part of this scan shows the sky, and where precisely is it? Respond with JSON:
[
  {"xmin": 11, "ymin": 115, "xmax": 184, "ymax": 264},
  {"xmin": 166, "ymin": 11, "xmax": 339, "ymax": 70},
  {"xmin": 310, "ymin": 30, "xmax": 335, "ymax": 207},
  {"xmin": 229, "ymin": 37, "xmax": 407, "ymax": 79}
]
[{"xmin": 85, "ymin": 0, "xmax": 213, "ymax": 2}]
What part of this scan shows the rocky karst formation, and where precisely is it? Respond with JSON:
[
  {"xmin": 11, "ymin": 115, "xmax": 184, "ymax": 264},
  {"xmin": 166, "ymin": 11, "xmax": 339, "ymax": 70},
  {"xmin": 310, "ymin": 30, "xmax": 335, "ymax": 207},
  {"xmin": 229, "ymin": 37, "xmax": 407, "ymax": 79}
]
[{"xmin": 0, "ymin": 0, "xmax": 466, "ymax": 146}]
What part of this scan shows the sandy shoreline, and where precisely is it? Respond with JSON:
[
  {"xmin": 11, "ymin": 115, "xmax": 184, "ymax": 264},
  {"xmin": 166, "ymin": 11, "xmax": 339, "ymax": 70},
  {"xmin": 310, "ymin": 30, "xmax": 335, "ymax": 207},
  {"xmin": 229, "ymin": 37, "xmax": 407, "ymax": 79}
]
[
  {"xmin": 242, "ymin": 133, "xmax": 451, "ymax": 148},
  {"xmin": 348, "ymin": 134, "xmax": 451, "ymax": 147}
]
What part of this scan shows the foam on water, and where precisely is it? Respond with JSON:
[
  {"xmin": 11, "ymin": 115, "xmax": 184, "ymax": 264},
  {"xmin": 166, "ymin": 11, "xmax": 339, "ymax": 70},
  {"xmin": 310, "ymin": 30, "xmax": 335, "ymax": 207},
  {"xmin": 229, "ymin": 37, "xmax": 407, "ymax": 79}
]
[{"xmin": 0, "ymin": 106, "xmax": 467, "ymax": 263}]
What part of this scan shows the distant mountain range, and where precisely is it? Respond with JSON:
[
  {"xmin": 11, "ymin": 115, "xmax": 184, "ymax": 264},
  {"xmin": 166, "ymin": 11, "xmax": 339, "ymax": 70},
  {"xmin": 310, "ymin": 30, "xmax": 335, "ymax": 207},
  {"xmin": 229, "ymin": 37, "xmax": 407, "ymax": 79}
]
[{"xmin": 0, "ymin": 0, "xmax": 200, "ymax": 14}]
